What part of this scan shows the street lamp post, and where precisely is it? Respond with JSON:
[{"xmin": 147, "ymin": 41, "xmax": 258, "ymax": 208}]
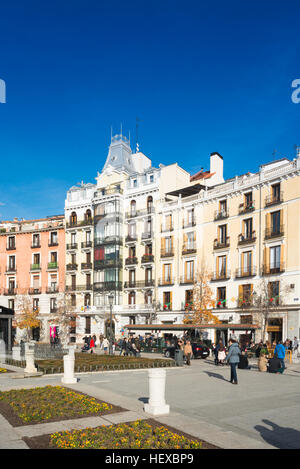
[{"xmin": 108, "ymin": 292, "xmax": 114, "ymax": 355}]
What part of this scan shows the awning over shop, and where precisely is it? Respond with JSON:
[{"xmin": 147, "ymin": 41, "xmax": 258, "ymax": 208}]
[{"xmin": 124, "ymin": 323, "xmax": 260, "ymax": 332}]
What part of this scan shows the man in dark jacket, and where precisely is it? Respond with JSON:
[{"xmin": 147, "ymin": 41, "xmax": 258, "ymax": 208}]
[{"xmin": 226, "ymin": 335, "xmax": 241, "ymax": 384}]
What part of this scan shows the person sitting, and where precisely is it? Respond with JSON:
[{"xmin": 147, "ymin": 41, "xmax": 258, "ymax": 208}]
[
  {"xmin": 258, "ymin": 353, "xmax": 268, "ymax": 372},
  {"xmin": 268, "ymin": 355, "xmax": 284, "ymax": 374},
  {"xmin": 238, "ymin": 351, "xmax": 251, "ymax": 369}
]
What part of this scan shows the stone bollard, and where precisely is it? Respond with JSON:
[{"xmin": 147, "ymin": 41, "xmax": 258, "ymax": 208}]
[
  {"xmin": 0, "ymin": 339, "xmax": 6, "ymax": 363},
  {"xmin": 61, "ymin": 349, "xmax": 78, "ymax": 384},
  {"xmin": 12, "ymin": 346, "xmax": 22, "ymax": 361},
  {"xmin": 24, "ymin": 342, "xmax": 37, "ymax": 374},
  {"xmin": 144, "ymin": 368, "xmax": 170, "ymax": 416}
]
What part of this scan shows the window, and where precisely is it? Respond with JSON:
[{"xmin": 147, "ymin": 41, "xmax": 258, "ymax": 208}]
[
  {"xmin": 147, "ymin": 196, "xmax": 153, "ymax": 213},
  {"xmin": 163, "ymin": 264, "xmax": 172, "ymax": 283},
  {"xmin": 8, "ymin": 299, "xmax": 14, "ymax": 310},
  {"xmin": 50, "ymin": 298, "xmax": 57, "ymax": 312},
  {"xmin": 185, "ymin": 290, "xmax": 193, "ymax": 307},
  {"xmin": 85, "ymin": 317, "xmax": 91, "ymax": 334},
  {"xmin": 239, "ymin": 284, "xmax": 253, "ymax": 307},
  {"xmin": 217, "ymin": 287, "xmax": 226, "ymax": 308},
  {"xmin": 245, "ymin": 192, "xmax": 253, "ymax": 208},
  {"xmin": 269, "ymin": 281, "xmax": 280, "ymax": 306},
  {"xmin": 185, "ymin": 260, "xmax": 194, "ymax": 281},
  {"xmin": 217, "ymin": 255, "xmax": 227, "ymax": 277},
  {"xmin": 50, "ymin": 231, "xmax": 58, "ymax": 245},
  {"xmin": 32, "ymin": 234, "xmax": 40, "ymax": 247},
  {"xmin": 149, "ymin": 174, "xmax": 154, "ymax": 183},
  {"xmin": 71, "ymin": 232, "xmax": 76, "ymax": 244},
  {"xmin": 272, "ymin": 183, "xmax": 281, "ymax": 202},
  {"xmin": 271, "ymin": 211, "xmax": 281, "ymax": 234},
  {"xmin": 133, "ymin": 179, "xmax": 137, "ymax": 188},
  {"xmin": 84, "ymin": 294, "xmax": 91, "ymax": 306},
  {"xmin": 50, "ymin": 252, "xmax": 57, "ymax": 264},
  {"xmin": 128, "ymin": 291, "xmax": 136, "ymax": 305},
  {"xmin": 8, "ymin": 236, "xmax": 15, "ymax": 249},
  {"xmin": 270, "ymin": 245, "xmax": 281, "ymax": 270},
  {"xmin": 219, "ymin": 200, "xmax": 227, "ymax": 214},
  {"xmin": 163, "ymin": 292, "xmax": 172, "ymax": 310},
  {"xmin": 145, "ymin": 267, "xmax": 152, "ymax": 284},
  {"xmin": 70, "ymin": 212, "xmax": 77, "ymax": 225},
  {"xmin": 242, "ymin": 251, "xmax": 252, "ymax": 274},
  {"xmin": 33, "ymin": 298, "xmax": 39, "ymax": 311},
  {"xmin": 218, "ymin": 225, "xmax": 227, "ymax": 243},
  {"xmin": 243, "ymin": 218, "xmax": 253, "ymax": 238},
  {"xmin": 8, "ymin": 256, "xmax": 15, "ymax": 270},
  {"xmin": 145, "ymin": 291, "xmax": 152, "ymax": 305}
]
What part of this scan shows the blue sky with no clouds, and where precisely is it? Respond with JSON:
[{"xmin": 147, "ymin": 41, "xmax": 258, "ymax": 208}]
[{"xmin": 0, "ymin": 0, "xmax": 299, "ymax": 220}]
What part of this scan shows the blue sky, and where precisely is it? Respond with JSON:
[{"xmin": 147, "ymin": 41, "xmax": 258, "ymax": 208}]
[{"xmin": 0, "ymin": 0, "xmax": 299, "ymax": 220}]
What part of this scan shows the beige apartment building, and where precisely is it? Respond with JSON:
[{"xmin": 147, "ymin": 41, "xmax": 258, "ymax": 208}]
[{"xmin": 156, "ymin": 152, "xmax": 300, "ymax": 344}]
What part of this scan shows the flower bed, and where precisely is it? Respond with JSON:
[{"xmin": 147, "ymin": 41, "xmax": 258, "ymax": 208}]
[
  {"xmin": 24, "ymin": 419, "xmax": 218, "ymax": 449},
  {"xmin": 0, "ymin": 385, "xmax": 123, "ymax": 426},
  {"xmin": 34, "ymin": 354, "xmax": 176, "ymax": 374}
]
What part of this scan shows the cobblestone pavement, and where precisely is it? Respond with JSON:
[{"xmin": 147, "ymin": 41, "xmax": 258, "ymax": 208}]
[{"xmin": 1, "ymin": 355, "xmax": 300, "ymax": 449}]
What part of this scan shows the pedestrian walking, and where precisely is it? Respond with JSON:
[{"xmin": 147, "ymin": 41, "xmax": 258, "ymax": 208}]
[
  {"xmin": 89, "ymin": 337, "xmax": 95, "ymax": 354},
  {"xmin": 218, "ymin": 344, "xmax": 226, "ymax": 365},
  {"xmin": 103, "ymin": 337, "xmax": 109, "ymax": 355},
  {"xmin": 226, "ymin": 335, "xmax": 241, "ymax": 384},
  {"xmin": 184, "ymin": 340, "xmax": 193, "ymax": 365}
]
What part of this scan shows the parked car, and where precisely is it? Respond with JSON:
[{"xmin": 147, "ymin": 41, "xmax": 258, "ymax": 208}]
[{"xmin": 163, "ymin": 343, "xmax": 210, "ymax": 359}]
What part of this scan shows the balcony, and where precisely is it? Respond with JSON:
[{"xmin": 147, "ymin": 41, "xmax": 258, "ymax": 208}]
[
  {"xmin": 66, "ymin": 243, "xmax": 78, "ymax": 250},
  {"xmin": 125, "ymin": 257, "xmax": 138, "ymax": 266},
  {"xmin": 160, "ymin": 249, "xmax": 174, "ymax": 258},
  {"xmin": 95, "ymin": 236, "xmax": 122, "ymax": 247},
  {"xmin": 214, "ymin": 209, "xmax": 229, "ymax": 221},
  {"xmin": 141, "ymin": 232, "xmax": 153, "ymax": 241},
  {"xmin": 237, "ymin": 299, "xmax": 253, "ymax": 309},
  {"xmin": 141, "ymin": 254, "xmax": 154, "ymax": 264},
  {"xmin": 94, "ymin": 259, "xmax": 122, "ymax": 269},
  {"xmin": 30, "ymin": 264, "xmax": 41, "ymax": 271},
  {"xmin": 3, "ymin": 288, "xmax": 17, "ymax": 296},
  {"xmin": 124, "ymin": 280, "xmax": 155, "ymax": 289},
  {"xmin": 47, "ymin": 262, "xmax": 58, "ymax": 270},
  {"xmin": 66, "ymin": 263, "xmax": 78, "ymax": 271},
  {"xmin": 46, "ymin": 286, "xmax": 59, "ymax": 293},
  {"xmin": 6, "ymin": 266, "xmax": 16, "ymax": 273},
  {"xmin": 81, "ymin": 241, "xmax": 93, "ymax": 249},
  {"xmin": 94, "ymin": 281, "xmax": 122, "ymax": 292},
  {"xmin": 50, "ymin": 307, "xmax": 58, "ymax": 314},
  {"xmin": 81, "ymin": 262, "xmax": 93, "ymax": 270},
  {"xmin": 66, "ymin": 218, "xmax": 93, "ymax": 229},
  {"xmin": 183, "ymin": 219, "xmax": 196, "ymax": 228},
  {"xmin": 179, "ymin": 276, "xmax": 195, "ymax": 285},
  {"xmin": 161, "ymin": 225, "xmax": 174, "ymax": 233},
  {"xmin": 31, "ymin": 243, "xmax": 41, "ymax": 249},
  {"xmin": 265, "ymin": 192, "xmax": 283, "ymax": 207},
  {"xmin": 213, "ymin": 237, "xmax": 230, "ymax": 250},
  {"xmin": 66, "ymin": 285, "xmax": 92, "ymax": 292},
  {"xmin": 48, "ymin": 240, "xmax": 59, "ymax": 247},
  {"xmin": 262, "ymin": 263, "xmax": 285, "ymax": 275},
  {"xmin": 211, "ymin": 270, "xmax": 231, "ymax": 281},
  {"xmin": 182, "ymin": 246, "xmax": 197, "ymax": 255},
  {"xmin": 158, "ymin": 277, "xmax": 175, "ymax": 286},
  {"xmin": 216, "ymin": 300, "xmax": 227, "ymax": 309},
  {"xmin": 125, "ymin": 235, "xmax": 137, "ymax": 244},
  {"xmin": 28, "ymin": 288, "xmax": 41, "ymax": 295},
  {"xmin": 238, "ymin": 231, "xmax": 256, "ymax": 245},
  {"xmin": 265, "ymin": 225, "xmax": 284, "ymax": 240},
  {"xmin": 235, "ymin": 267, "xmax": 256, "ymax": 278},
  {"xmin": 6, "ymin": 245, "xmax": 16, "ymax": 251},
  {"xmin": 238, "ymin": 202, "xmax": 255, "ymax": 215}
]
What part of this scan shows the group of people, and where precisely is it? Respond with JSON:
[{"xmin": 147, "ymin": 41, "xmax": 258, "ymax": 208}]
[{"xmin": 81, "ymin": 334, "xmax": 110, "ymax": 354}]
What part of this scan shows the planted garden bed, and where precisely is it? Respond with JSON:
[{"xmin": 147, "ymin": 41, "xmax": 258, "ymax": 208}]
[
  {"xmin": 0, "ymin": 385, "xmax": 124, "ymax": 426},
  {"xmin": 35, "ymin": 354, "xmax": 176, "ymax": 374},
  {"xmin": 24, "ymin": 419, "xmax": 219, "ymax": 449}
]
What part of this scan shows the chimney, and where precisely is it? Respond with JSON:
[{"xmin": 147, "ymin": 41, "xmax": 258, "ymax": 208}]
[{"xmin": 210, "ymin": 152, "xmax": 224, "ymax": 183}]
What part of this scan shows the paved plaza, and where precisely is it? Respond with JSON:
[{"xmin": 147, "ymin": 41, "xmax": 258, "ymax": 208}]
[{"xmin": 1, "ymin": 355, "xmax": 300, "ymax": 449}]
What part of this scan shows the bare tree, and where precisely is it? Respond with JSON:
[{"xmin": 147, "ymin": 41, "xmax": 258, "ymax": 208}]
[{"xmin": 48, "ymin": 293, "xmax": 78, "ymax": 346}]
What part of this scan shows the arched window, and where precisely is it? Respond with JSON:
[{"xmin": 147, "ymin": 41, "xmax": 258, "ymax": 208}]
[
  {"xmin": 130, "ymin": 200, "xmax": 136, "ymax": 216},
  {"xmin": 85, "ymin": 209, "xmax": 92, "ymax": 222},
  {"xmin": 129, "ymin": 291, "xmax": 136, "ymax": 305},
  {"xmin": 70, "ymin": 212, "xmax": 77, "ymax": 226},
  {"xmin": 147, "ymin": 196, "xmax": 153, "ymax": 213}
]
